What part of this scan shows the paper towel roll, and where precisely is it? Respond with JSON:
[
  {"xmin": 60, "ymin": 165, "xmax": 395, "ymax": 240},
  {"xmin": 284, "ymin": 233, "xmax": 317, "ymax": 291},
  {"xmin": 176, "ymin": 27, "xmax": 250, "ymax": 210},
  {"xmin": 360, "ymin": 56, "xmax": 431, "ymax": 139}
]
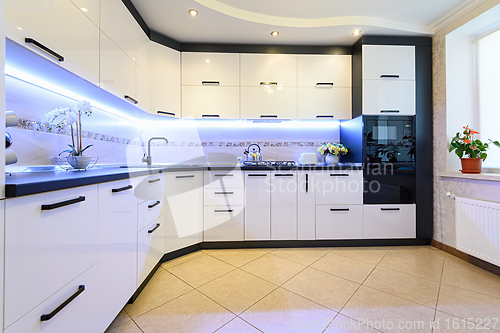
[
  {"xmin": 6, "ymin": 111, "xmax": 19, "ymax": 128},
  {"xmin": 5, "ymin": 148, "xmax": 18, "ymax": 165}
]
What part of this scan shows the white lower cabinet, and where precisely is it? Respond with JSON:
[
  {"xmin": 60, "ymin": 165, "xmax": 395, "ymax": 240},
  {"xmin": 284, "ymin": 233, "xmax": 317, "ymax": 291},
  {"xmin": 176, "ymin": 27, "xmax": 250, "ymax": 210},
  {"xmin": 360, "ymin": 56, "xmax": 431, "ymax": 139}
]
[
  {"xmin": 164, "ymin": 172, "xmax": 203, "ymax": 252},
  {"xmin": 5, "ymin": 265, "xmax": 98, "ymax": 333},
  {"xmin": 364, "ymin": 204, "xmax": 416, "ymax": 239},
  {"xmin": 204, "ymin": 206, "xmax": 245, "ymax": 242},
  {"xmin": 271, "ymin": 172, "xmax": 297, "ymax": 240},
  {"xmin": 4, "ymin": 185, "xmax": 98, "ymax": 329},
  {"xmin": 298, "ymin": 171, "xmax": 315, "ymax": 240},
  {"xmin": 315, "ymin": 170, "xmax": 363, "ymax": 205},
  {"xmin": 316, "ymin": 205, "xmax": 364, "ymax": 240},
  {"xmin": 245, "ymin": 171, "xmax": 271, "ymax": 240},
  {"xmin": 138, "ymin": 219, "xmax": 165, "ymax": 286}
]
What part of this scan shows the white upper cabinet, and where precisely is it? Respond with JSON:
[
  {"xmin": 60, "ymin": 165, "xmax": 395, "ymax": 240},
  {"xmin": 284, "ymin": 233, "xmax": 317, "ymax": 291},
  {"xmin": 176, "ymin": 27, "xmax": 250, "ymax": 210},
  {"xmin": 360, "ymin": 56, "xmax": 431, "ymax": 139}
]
[
  {"xmin": 241, "ymin": 54, "xmax": 297, "ymax": 87},
  {"xmin": 298, "ymin": 55, "xmax": 351, "ymax": 87},
  {"xmin": 182, "ymin": 86, "xmax": 240, "ymax": 119},
  {"xmin": 136, "ymin": 66, "xmax": 151, "ymax": 112},
  {"xmin": 362, "ymin": 80, "xmax": 415, "ymax": 115},
  {"xmin": 5, "ymin": 0, "xmax": 99, "ymax": 85},
  {"xmin": 362, "ymin": 45, "xmax": 415, "ymax": 81},
  {"xmin": 70, "ymin": 0, "xmax": 99, "ymax": 27},
  {"xmin": 240, "ymin": 86, "xmax": 297, "ymax": 119},
  {"xmin": 150, "ymin": 41, "xmax": 181, "ymax": 117},
  {"xmin": 298, "ymin": 87, "xmax": 352, "ymax": 119},
  {"xmin": 182, "ymin": 52, "xmax": 239, "ymax": 86}
]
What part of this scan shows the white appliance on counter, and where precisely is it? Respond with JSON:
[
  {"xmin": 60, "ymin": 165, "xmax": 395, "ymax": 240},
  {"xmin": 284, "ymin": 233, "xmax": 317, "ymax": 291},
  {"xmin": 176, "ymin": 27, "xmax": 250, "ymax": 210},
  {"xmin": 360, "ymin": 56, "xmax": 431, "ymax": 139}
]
[{"xmin": 299, "ymin": 153, "xmax": 318, "ymax": 166}]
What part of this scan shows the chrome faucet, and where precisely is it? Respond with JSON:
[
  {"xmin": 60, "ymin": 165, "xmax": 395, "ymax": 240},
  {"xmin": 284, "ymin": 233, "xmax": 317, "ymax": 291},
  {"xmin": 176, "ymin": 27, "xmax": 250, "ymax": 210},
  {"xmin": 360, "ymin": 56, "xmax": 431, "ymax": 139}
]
[{"xmin": 142, "ymin": 137, "xmax": 169, "ymax": 166}]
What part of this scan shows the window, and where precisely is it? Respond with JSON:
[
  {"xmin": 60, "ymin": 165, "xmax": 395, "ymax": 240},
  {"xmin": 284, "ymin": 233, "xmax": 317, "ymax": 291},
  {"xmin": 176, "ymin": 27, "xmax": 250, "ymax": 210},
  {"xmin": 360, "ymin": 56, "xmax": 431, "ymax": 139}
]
[{"xmin": 476, "ymin": 27, "xmax": 500, "ymax": 170}]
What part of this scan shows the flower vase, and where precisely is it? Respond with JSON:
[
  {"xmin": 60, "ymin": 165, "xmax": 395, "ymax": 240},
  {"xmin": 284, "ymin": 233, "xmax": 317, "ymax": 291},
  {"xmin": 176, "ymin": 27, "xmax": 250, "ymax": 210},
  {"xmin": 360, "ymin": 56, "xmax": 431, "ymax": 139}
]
[
  {"xmin": 460, "ymin": 158, "xmax": 482, "ymax": 174},
  {"xmin": 325, "ymin": 154, "xmax": 339, "ymax": 166},
  {"xmin": 66, "ymin": 156, "xmax": 92, "ymax": 170}
]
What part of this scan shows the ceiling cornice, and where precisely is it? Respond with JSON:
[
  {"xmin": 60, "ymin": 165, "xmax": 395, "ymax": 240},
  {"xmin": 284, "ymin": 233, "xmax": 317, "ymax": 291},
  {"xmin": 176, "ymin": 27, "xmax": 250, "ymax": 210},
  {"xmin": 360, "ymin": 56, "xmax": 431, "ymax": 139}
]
[{"xmin": 429, "ymin": 0, "xmax": 487, "ymax": 33}]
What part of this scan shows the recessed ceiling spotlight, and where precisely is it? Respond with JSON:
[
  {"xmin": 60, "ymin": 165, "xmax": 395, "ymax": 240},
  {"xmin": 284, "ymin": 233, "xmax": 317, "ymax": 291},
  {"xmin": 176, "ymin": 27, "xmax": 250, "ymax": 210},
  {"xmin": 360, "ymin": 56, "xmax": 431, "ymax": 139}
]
[
  {"xmin": 80, "ymin": 7, "xmax": 88, "ymax": 12},
  {"xmin": 352, "ymin": 30, "xmax": 361, "ymax": 36},
  {"xmin": 16, "ymin": 26, "xmax": 23, "ymax": 30},
  {"xmin": 271, "ymin": 31, "xmax": 279, "ymax": 37},
  {"xmin": 189, "ymin": 9, "xmax": 198, "ymax": 16}
]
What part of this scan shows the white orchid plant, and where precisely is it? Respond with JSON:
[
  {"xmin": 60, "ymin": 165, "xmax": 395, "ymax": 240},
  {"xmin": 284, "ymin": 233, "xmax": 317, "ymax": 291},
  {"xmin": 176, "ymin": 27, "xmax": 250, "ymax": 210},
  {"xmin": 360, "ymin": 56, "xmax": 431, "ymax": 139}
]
[{"xmin": 45, "ymin": 100, "xmax": 93, "ymax": 157}]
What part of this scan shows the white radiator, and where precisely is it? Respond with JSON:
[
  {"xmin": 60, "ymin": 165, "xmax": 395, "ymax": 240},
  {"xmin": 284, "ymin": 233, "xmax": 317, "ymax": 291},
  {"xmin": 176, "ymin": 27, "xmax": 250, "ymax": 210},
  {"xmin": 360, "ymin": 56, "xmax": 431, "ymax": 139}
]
[{"xmin": 456, "ymin": 197, "xmax": 500, "ymax": 266}]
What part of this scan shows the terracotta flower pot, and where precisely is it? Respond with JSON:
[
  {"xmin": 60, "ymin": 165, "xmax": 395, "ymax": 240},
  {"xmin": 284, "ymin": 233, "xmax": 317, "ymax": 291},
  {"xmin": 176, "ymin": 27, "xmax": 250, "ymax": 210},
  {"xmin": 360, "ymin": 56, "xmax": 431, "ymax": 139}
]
[{"xmin": 460, "ymin": 158, "xmax": 483, "ymax": 174}]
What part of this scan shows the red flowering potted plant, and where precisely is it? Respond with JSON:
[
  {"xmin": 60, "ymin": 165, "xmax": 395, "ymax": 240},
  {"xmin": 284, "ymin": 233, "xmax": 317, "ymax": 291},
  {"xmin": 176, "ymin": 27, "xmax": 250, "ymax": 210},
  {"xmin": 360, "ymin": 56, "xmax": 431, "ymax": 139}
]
[{"xmin": 449, "ymin": 126, "xmax": 500, "ymax": 174}]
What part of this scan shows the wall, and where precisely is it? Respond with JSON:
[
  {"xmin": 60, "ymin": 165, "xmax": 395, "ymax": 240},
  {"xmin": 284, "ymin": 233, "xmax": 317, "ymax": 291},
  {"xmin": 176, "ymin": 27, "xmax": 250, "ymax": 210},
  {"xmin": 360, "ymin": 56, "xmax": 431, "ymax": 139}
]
[{"xmin": 433, "ymin": 1, "xmax": 500, "ymax": 247}]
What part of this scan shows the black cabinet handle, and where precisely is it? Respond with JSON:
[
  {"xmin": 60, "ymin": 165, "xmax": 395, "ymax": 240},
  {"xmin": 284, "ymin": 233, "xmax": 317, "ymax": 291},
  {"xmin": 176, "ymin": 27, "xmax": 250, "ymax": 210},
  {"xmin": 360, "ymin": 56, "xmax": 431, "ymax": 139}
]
[
  {"xmin": 305, "ymin": 174, "xmax": 309, "ymax": 193},
  {"xmin": 25, "ymin": 38, "xmax": 64, "ymax": 62},
  {"xmin": 41, "ymin": 196, "xmax": 85, "ymax": 211},
  {"xmin": 260, "ymin": 82, "xmax": 278, "ymax": 86},
  {"xmin": 124, "ymin": 95, "xmax": 138, "ymax": 104},
  {"xmin": 275, "ymin": 174, "xmax": 294, "ymax": 177},
  {"xmin": 381, "ymin": 208, "xmax": 401, "ymax": 211},
  {"xmin": 316, "ymin": 82, "xmax": 334, "ymax": 87},
  {"xmin": 148, "ymin": 201, "xmax": 160, "ymax": 209},
  {"xmin": 40, "ymin": 285, "xmax": 85, "ymax": 321},
  {"xmin": 215, "ymin": 192, "xmax": 234, "ymax": 195},
  {"xmin": 380, "ymin": 110, "xmax": 400, "ymax": 113},
  {"xmin": 316, "ymin": 115, "xmax": 334, "ymax": 118},
  {"xmin": 380, "ymin": 75, "xmax": 400, "ymax": 78},
  {"xmin": 202, "ymin": 81, "xmax": 220, "ymax": 85},
  {"xmin": 148, "ymin": 223, "xmax": 160, "ymax": 233},
  {"xmin": 330, "ymin": 174, "xmax": 349, "ymax": 177},
  {"xmin": 248, "ymin": 174, "xmax": 267, "ymax": 177},
  {"xmin": 260, "ymin": 115, "xmax": 278, "ymax": 118},
  {"xmin": 148, "ymin": 178, "xmax": 161, "ymax": 183},
  {"xmin": 202, "ymin": 115, "xmax": 220, "ymax": 118},
  {"xmin": 215, "ymin": 209, "xmax": 233, "ymax": 213},
  {"xmin": 330, "ymin": 208, "xmax": 350, "ymax": 212},
  {"xmin": 176, "ymin": 175, "xmax": 195, "ymax": 178},
  {"xmin": 112, "ymin": 185, "xmax": 133, "ymax": 193},
  {"xmin": 215, "ymin": 174, "xmax": 233, "ymax": 177},
  {"xmin": 157, "ymin": 111, "xmax": 175, "ymax": 116}
]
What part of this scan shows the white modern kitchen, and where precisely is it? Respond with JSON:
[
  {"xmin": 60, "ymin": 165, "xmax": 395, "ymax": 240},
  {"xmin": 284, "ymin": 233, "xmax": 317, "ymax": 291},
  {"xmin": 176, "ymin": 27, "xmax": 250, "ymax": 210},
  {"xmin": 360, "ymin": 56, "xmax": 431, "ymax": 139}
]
[{"xmin": 1, "ymin": 1, "xmax": 500, "ymax": 333}]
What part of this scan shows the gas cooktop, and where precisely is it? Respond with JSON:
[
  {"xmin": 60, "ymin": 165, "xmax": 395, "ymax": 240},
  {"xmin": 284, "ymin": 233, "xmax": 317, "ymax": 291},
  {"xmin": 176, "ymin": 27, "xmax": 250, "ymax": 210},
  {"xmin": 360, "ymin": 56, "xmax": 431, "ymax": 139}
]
[{"xmin": 243, "ymin": 161, "xmax": 296, "ymax": 167}]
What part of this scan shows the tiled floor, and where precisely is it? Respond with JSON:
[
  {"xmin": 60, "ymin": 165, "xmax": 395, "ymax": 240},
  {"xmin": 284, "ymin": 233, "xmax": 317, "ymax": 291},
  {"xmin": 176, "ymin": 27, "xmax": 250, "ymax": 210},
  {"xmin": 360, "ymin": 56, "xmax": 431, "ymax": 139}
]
[{"xmin": 105, "ymin": 246, "xmax": 500, "ymax": 333}]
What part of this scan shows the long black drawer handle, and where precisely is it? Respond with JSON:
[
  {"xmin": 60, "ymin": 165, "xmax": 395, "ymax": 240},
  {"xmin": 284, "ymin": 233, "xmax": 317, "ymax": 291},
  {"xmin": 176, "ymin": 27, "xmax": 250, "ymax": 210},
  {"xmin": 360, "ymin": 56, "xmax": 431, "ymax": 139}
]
[
  {"xmin": 215, "ymin": 192, "xmax": 234, "ymax": 195},
  {"xmin": 275, "ymin": 174, "xmax": 294, "ymax": 177},
  {"xmin": 148, "ymin": 223, "xmax": 161, "ymax": 233},
  {"xmin": 215, "ymin": 174, "xmax": 233, "ymax": 177},
  {"xmin": 381, "ymin": 208, "xmax": 401, "ymax": 211},
  {"xmin": 330, "ymin": 208, "xmax": 350, "ymax": 212},
  {"xmin": 176, "ymin": 175, "xmax": 195, "ymax": 178},
  {"xmin": 202, "ymin": 81, "xmax": 220, "ymax": 85},
  {"xmin": 248, "ymin": 174, "xmax": 267, "ymax": 177},
  {"xmin": 305, "ymin": 174, "xmax": 309, "ymax": 193},
  {"xmin": 260, "ymin": 115, "xmax": 278, "ymax": 118},
  {"xmin": 330, "ymin": 174, "xmax": 349, "ymax": 177},
  {"xmin": 316, "ymin": 115, "xmax": 334, "ymax": 119},
  {"xmin": 148, "ymin": 178, "xmax": 161, "ymax": 183},
  {"xmin": 41, "ymin": 196, "xmax": 85, "ymax": 211},
  {"xmin": 202, "ymin": 115, "xmax": 220, "ymax": 118},
  {"xmin": 25, "ymin": 38, "xmax": 64, "ymax": 62},
  {"xmin": 260, "ymin": 82, "xmax": 278, "ymax": 86},
  {"xmin": 124, "ymin": 95, "xmax": 138, "ymax": 104},
  {"xmin": 40, "ymin": 285, "xmax": 85, "ymax": 321},
  {"xmin": 380, "ymin": 110, "xmax": 400, "ymax": 113},
  {"xmin": 316, "ymin": 82, "xmax": 334, "ymax": 86},
  {"xmin": 215, "ymin": 209, "xmax": 233, "ymax": 213},
  {"xmin": 157, "ymin": 111, "xmax": 175, "ymax": 116},
  {"xmin": 380, "ymin": 75, "xmax": 400, "ymax": 78},
  {"xmin": 148, "ymin": 201, "xmax": 160, "ymax": 209},
  {"xmin": 112, "ymin": 185, "xmax": 133, "ymax": 193}
]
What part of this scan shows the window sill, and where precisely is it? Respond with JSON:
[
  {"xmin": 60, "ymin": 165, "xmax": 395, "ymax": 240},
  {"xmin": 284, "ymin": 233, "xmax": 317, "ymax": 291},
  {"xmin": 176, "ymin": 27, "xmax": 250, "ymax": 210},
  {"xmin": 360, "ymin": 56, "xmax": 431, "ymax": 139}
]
[{"xmin": 438, "ymin": 172, "xmax": 500, "ymax": 182}]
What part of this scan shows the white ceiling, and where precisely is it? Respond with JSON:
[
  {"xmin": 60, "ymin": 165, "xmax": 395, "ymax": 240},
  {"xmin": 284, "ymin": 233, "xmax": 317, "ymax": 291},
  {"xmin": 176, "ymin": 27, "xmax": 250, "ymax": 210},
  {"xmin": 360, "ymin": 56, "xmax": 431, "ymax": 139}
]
[{"xmin": 130, "ymin": 0, "xmax": 470, "ymax": 45}]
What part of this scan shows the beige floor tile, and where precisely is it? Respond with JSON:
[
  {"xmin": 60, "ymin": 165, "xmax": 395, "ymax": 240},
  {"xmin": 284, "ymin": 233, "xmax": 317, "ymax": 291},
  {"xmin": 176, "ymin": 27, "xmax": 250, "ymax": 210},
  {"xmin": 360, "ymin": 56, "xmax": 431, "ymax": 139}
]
[
  {"xmin": 443, "ymin": 253, "xmax": 475, "ymax": 269},
  {"xmin": 240, "ymin": 288, "xmax": 336, "ymax": 333},
  {"xmin": 124, "ymin": 268, "xmax": 193, "ymax": 318},
  {"xmin": 198, "ymin": 269, "xmax": 277, "ymax": 314},
  {"xmin": 166, "ymin": 254, "xmax": 235, "ymax": 288},
  {"xmin": 282, "ymin": 267, "xmax": 359, "ymax": 312},
  {"xmin": 161, "ymin": 250, "xmax": 207, "ymax": 269},
  {"xmin": 325, "ymin": 314, "xmax": 382, "ymax": 332},
  {"xmin": 437, "ymin": 284, "xmax": 500, "ymax": 330},
  {"xmin": 387, "ymin": 246, "xmax": 445, "ymax": 263},
  {"xmin": 363, "ymin": 266, "xmax": 440, "ymax": 308},
  {"xmin": 134, "ymin": 290, "xmax": 235, "ymax": 333},
  {"xmin": 441, "ymin": 263, "xmax": 500, "ymax": 299},
  {"xmin": 432, "ymin": 310, "xmax": 500, "ymax": 332},
  {"xmin": 310, "ymin": 252, "xmax": 376, "ymax": 284},
  {"xmin": 271, "ymin": 247, "xmax": 330, "ymax": 266},
  {"xmin": 105, "ymin": 311, "xmax": 142, "ymax": 333},
  {"xmin": 215, "ymin": 317, "xmax": 262, "ymax": 333},
  {"xmin": 331, "ymin": 247, "xmax": 389, "ymax": 264},
  {"xmin": 240, "ymin": 254, "xmax": 306, "ymax": 285},
  {"xmin": 378, "ymin": 252, "xmax": 444, "ymax": 281},
  {"xmin": 204, "ymin": 249, "xmax": 269, "ymax": 267},
  {"xmin": 341, "ymin": 286, "xmax": 435, "ymax": 333}
]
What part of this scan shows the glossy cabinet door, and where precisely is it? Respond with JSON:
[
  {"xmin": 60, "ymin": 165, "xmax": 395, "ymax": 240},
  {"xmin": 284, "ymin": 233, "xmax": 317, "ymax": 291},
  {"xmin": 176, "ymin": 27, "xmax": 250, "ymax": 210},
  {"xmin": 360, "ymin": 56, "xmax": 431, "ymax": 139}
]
[
  {"xmin": 362, "ymin": 80, "xmax": 416, "ymax": 115},
  {"xmin": 364, "ymin": 204, "xmax": 416, "ymax": 239},
  {"xmin": 240, "ymin": 86, "xmax": 297, "ymax": 119},
  {"xmin": 138, "ymin": 218, "xmax": 165, "ymax": 285},
  {"xmin": 4, "ymin": 185, "xmax": 98, "ymax": 329},
  {"xmin": 97, "ymin": 179, "xmax": 138, "ymax": 333},
  {"xmin": 316, "ymin": 205, "xmax": 363, "ymax": 240},
  {"xmin": 362, "ymin": 45, "xmax": 415, "ymax": 80},
  {"xmin": 204, "ymin": 206, "xmax": 245, "ymax": 242},
  {"xmin": 298, "ymin": 55, "xmax": 351, "ymax": 87},
  {"xmin": 241, "ymin": 54, "xmax": 297, "ymax": 87},
  {"xmin": 182, "ymin": 86, "xmax": 240, "ymax": 119},
  {"xmin": 245, "ymin": 171, "xmax": 271, "ymax": 240},
  {"xmin": 182, "ymin": 52, "xmax": 239, "ymax": 86},
  {"xmin": 315, "ymin": 170, "xmax": 363, "ymax": 205},
  {"xmin": 5, "ymin": 265, "xmax": 98, "ymax": 333},
  {"xmin": 164, "ymin": 172, "xmax": 204, "ymax": 252},
  {"xmin": 70, "ymin": 0, "xmax": 99, "ymax": 27},
  {"xmin": 271, "ymin": 172, "xmax": 297, "ymax": 240},
  {"xmin": 298, "ymin": 87, "xmax": 352, "ymax": 119},
  {"xmin": 298, "ymin": 171, "xmax": 315, "ymax": 240},
  {"xmin": 150, "ymin": 41, "xmax": 181, "ymax": 117},
  {"xmin": 5, "ymin": 0, "xmax": 99, "ymax": 85},
  {"xmin": 136, "ymin": 65, "xmax": 151, "ymax": 113}
]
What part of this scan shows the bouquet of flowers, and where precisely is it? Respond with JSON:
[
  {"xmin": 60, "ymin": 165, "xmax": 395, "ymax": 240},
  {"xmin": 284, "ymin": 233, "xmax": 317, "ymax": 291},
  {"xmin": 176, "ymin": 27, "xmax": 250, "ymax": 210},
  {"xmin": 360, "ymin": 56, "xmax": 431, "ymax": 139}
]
[{"xmin": 318, "ymin": 142, "xmax": 348, "ymax": 156}]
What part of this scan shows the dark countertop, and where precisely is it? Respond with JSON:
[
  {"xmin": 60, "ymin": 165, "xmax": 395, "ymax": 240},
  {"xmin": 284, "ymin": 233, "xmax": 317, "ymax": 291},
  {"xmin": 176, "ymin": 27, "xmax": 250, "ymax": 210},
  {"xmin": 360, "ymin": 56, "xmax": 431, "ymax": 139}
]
[{"xmin": 4, "ymin": 163, "xmax": 363, "ymax": 198}]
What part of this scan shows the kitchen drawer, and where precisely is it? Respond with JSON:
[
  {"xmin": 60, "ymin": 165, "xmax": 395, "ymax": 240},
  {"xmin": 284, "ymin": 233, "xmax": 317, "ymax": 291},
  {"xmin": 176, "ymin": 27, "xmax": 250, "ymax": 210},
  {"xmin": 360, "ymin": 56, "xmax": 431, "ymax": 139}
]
[
  {"xmin": 136, "ymin": 174, "xmax": 164, "ymax": 203},
  {"xmin": 138, "ymin": 219, "xmax": 165, "ymax": 286},
  {"xmin": 5, "ymin": 265, "xmax": 98, "ymax": 333},
  {"xmin": 99, "ymin": 178, "xmax": 138, "ymax": 207},
  {"xmin": 363, "ymin": 80, "xmax": 416, "ymax": 116},
  {"xmin": 139, "ymin": 193, "xmax": 165, "ymax": 231},
  {"xmin": 316, "ymin": 205, "xmax": 363, "ymax": 240},
  {"xmin": 204, "ymin": 188, "xmax": 244, "ymax": 206},
  {"xmin": 204, "ymin": 171, "xmax": 245, "ymax": 189},
  {"xmin": 315, "ymin": 171, "xmax": 363, "ymax": 205},
  {"xmin": 364, "ymin": 204, "xmax": 416, "ymax": 239},
  {"xmin": 204, "ymin": 206, "xmax": 244, "ymax": 242},
  {"xmin": 5, "ymin": 185, "xmax": 98, "ymax": 329},
  {"xmin": 362, "ymin": 45, "xmax": 415, "ymax": 81}
]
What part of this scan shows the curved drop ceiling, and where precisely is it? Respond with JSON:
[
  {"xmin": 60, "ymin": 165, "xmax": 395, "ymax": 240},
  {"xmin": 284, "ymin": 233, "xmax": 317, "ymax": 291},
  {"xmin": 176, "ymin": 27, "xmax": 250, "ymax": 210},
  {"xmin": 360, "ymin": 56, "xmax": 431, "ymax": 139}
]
[{"xmin": 130, "ymin": 0, "xmax": 470, "ymax": 45}]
